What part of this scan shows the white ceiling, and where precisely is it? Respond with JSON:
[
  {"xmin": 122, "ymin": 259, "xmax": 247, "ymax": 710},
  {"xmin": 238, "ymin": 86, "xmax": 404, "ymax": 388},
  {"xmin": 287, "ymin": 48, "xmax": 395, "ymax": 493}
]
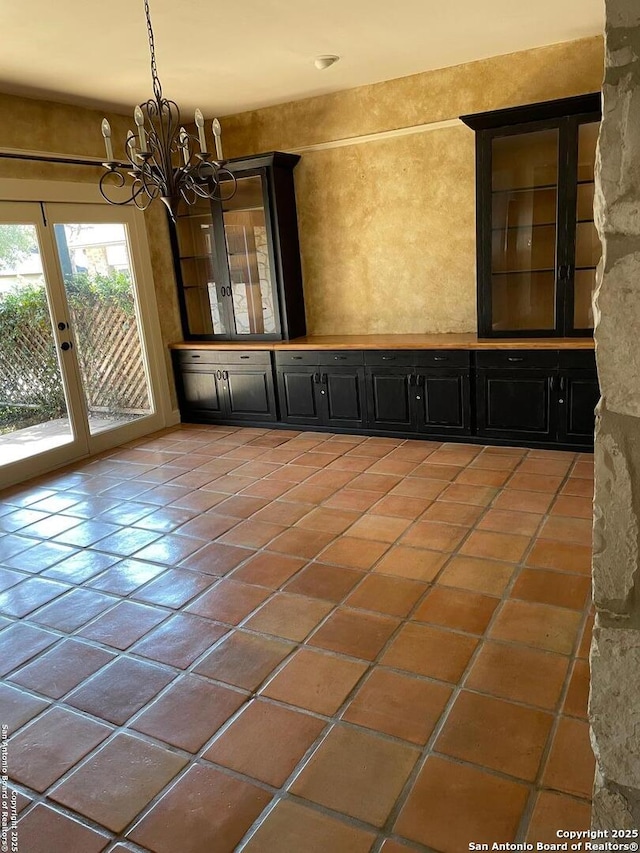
[{"xmin": 0, "ymin": 0, "xmax": 604, "ymax": 118}]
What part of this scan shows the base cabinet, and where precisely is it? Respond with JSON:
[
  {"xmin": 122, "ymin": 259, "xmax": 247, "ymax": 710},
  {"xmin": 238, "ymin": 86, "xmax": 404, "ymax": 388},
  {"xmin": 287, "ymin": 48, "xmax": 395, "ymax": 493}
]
[
  {"xmin": 173, "ymin": 350, "xmax": 277, "ymax": 423},
  {"xmin": 475, "ymin": 350, "xmax": 598, "ymax": 446},
  {"xmin": 476, "ymin": 369, "xmax": 555, "ymax": 442},
  {"xmin": 557, "ymin": 368, "xmax": 601, "ymax": 445},
  {"xmin": 173, "ymin": 346, "xmax": 597, "ymax": 450},
  {"xmin": 275, "ymin": 352, "xmax": 366, "ymax": 429},
  {"xmin": 365, "ymin": 352, "xmax": 471, "ymax": 436}
]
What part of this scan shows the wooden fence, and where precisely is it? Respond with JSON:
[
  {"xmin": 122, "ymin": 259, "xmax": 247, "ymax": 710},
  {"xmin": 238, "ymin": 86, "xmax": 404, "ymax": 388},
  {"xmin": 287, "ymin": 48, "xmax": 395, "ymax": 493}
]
[{"xmin": 0, "ymin": 303, "xmax": 149, "ymax": 416}]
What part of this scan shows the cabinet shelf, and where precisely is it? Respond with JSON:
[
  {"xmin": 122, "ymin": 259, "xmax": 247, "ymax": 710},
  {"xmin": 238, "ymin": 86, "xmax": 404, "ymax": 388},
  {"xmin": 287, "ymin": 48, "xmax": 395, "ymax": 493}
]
[
  {"xmin": 492, "ymin": 268, "xmax": 555, "ymax": 276},
  {"xmin": 462, "ymin": 95, "xmax": 600, "ymax": 337},
  {"xmin": 169, "ymin": 152, "xmax": 306, "ymax": 341},
  {"xmin": 491, "ymin": 223, "xmax": 556, "ymax": 232},
  {"xmin": 491, "ymin": 183, "xmax": 558, "ymax": 195}
]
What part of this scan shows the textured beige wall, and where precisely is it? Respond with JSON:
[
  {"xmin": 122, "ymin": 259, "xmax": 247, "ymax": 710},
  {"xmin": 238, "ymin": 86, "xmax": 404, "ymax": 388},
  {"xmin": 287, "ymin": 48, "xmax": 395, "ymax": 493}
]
[
  {"xmin": 222, "ymin": 36, "xmax": 604, "ymax": 335},
  {"xmin": 0, "ymin": 36, "xmax": 605, "ymax": 355},
  {"xmin": 0, "ymin": 91, "xmax": 181, "ymax": 407}
]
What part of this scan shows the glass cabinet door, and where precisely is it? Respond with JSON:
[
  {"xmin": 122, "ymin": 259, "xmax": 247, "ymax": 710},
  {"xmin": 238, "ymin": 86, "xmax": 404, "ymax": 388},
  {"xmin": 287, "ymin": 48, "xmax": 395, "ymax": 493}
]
[
  {"xmin": 490, "ymin": 128, "xmax": 559, "ymax": 332},
  {"xmin": 175, "ymin": 197, "xmax": 232, "ymax": 337},
  {"xmin": 572, "ymin": 121, "xmax": 600, "ymax": 332},
  {"xmin": 221, "ymin": 174, "xmax": 279, "ymax": 337}
]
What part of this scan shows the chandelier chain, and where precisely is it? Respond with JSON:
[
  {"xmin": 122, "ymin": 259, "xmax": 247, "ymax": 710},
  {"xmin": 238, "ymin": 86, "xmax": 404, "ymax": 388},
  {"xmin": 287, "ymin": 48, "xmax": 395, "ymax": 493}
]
[{"xmin": 144, "ymin": 0, "xmax": 162, "ymax": 103}]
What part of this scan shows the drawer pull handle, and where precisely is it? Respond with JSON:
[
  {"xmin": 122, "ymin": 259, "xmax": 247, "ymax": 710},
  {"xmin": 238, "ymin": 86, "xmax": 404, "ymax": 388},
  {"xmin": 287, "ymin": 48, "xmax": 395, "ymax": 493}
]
[
  {"xmin": 381, "ymin": 356, "xmax": 395, "ymax": 361},
  {"xmin": 240, "ymin": 355, "xmax": 250, "ymax": 359},
  {"xmin": 292, "ymin": 356, "xmax": 303, "ymax": 360},
  {"xmin": 191, "ymin": 354, "xmax": 201, "ymax": 359},
  {"xmin": 334, "ymin": 355, "xmax": 347, "ymax": 360},
  {"xmin": 507, "ymin": 357, "xmax": 524, "ymax": 362},
  {"xmin": 433, "ymin": 356, "xmax": 448, "ymax": 362}
]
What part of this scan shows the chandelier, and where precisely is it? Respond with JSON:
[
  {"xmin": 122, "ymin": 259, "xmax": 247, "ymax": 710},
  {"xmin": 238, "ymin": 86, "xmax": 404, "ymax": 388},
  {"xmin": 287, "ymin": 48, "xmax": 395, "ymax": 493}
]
[{"xmin": 99, "ymin": 0, "xmax": 235, "ymax": 220}]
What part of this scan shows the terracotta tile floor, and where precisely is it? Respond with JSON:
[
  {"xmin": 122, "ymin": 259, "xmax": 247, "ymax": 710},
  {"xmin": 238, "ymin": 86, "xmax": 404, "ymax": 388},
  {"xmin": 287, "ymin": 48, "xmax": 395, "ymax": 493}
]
[{"xmin": 0, "ymin": 425, "xmax": 595, "ymax": 853}]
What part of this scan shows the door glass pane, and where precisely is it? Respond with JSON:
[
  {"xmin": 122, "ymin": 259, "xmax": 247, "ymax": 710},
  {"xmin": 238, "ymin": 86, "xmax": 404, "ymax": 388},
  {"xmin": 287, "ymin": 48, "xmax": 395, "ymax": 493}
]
[
  {"xmin": 491, "ymin": 129, "xmax": 559, "ymax": 332},
  {"xmin": 175, "ymin": 198, "xmax": 230, "ymax": 336},
  {"xmin": 0, "ymin": 224, "xmax": 73, "ymax": 464},
  {"xmin": 222, "ymin": 175, "xmax": 277, "ymax": 336},
  {"xmin": 492, "ymin": 272, "xmax": 556, "ymax": 331},
  {"xmin": 53, "ymin": 222, "xmax": 153, "ymax": 435},
  {"xmin": 573, "ymin": 121, "xmax": 600, "ymax": 330}
]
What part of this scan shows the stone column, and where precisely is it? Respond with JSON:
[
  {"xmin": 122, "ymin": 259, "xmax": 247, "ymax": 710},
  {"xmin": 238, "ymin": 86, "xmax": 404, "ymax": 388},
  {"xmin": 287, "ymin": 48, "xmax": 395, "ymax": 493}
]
[{"xmin": 591, "ymin": 0, "xmax": 640, "ymax": 830}]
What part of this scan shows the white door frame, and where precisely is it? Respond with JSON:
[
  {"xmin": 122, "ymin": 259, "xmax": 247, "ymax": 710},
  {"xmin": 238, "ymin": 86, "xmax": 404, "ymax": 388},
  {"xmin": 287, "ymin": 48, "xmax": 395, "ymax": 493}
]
[{"xmin": 0, "ymin": 178, "xmax": 174, "ymax": 489}]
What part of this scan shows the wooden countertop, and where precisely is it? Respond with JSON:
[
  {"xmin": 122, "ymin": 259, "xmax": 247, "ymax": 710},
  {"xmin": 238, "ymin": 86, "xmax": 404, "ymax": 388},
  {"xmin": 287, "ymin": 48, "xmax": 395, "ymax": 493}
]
[{"xmin": 170, "ymin": 333, "xmax": 595, "ymax": 351}]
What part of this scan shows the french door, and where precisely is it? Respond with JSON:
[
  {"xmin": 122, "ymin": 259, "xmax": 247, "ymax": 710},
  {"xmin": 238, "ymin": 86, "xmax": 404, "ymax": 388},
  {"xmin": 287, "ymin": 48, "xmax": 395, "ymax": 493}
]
[{"xmin": 0, "ymin": 201, "xmax": 169, "ymax": 488}]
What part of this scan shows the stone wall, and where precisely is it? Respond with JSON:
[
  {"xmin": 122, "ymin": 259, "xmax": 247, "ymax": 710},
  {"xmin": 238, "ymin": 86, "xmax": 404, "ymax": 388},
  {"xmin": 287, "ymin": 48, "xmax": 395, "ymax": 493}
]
[{"xmin": 591, "ymin": 0, "xmax": 640, "ymax": 829}]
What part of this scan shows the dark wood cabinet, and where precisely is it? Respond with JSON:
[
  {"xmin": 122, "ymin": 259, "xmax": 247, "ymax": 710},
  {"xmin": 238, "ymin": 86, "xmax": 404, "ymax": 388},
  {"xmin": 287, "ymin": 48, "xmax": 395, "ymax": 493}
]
[
  {"xmin": 365, "ymin": 352, "xmax": 471, "ymax": 436},
  {"xmin": 173, "ymin": 350, "xmax": 277, "ymax": 423},
  {"xmin": 416, "ymin": 370, "xmax": 470, "ymax": 434},
  {"xmin": 276, "ymin": 352, "xmax": 366, "ymax": 429},
  {"xmin": 170, "ymin": 152, "xmax": 306, "ymax": 342},
  {"xmin": 476, "ymin": 349, "xmax": 597, "ymax": 446},
  {"xmin": 476, "ymin": 368, "xmax": 555, "ymax": 442},
  {"xmin": 172, "ymin": 344, "xmax": 597, "ymax": 451},
  {"xmin": 461, "ymin": 94, "xmax": 601, "ymax": 338},
  {"xmin": 366, "ymin": 368, "xmax": 414, "ymax": 431}
]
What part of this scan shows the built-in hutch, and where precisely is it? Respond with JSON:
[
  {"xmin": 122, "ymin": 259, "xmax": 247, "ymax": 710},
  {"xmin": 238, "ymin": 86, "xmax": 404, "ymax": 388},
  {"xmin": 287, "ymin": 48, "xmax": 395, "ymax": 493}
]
[{"xmin": 169, "ymin": 96, "xmax": 600, "ymax": 452}]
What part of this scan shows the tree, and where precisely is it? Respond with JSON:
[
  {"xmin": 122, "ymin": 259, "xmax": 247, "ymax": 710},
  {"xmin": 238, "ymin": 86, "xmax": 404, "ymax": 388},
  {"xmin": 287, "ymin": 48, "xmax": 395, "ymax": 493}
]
[{"xmin": 0, "ymin": 224, "xmax": 38, "ymax": 270}]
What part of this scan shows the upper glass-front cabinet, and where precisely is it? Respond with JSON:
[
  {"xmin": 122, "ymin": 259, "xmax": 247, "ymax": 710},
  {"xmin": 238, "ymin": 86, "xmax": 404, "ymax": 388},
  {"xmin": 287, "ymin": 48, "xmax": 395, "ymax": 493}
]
[
  {"xmin": 171, "ymin": 152, "xmax": 306, "ymax": 341},
  {"xmin": 462, "ymin": 94, "xmax": 601, "ymax": 337}
]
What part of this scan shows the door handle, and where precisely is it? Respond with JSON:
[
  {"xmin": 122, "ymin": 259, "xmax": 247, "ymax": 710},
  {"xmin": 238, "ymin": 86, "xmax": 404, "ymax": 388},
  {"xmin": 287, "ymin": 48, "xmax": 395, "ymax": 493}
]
[
  {"xmin": 216, "ymin": 370, "xmax": 222, "ymax": 380},
  {"xmin": 60, "ymin": 341, "xmax": 73, "ymax": 351},
  {"xmin": 550, "ymin": 376, "xmax": 556, "ymax": 392},
  {"xmin": 222, "ymin": 370, "xmax": 228, "ymax": 381},
  {"xmin": 321, "ymin": 373, "xmax": 327, "ymax": 384},
  {"xmin": 313, "ymin": 372, "xmax": 320, "ymax": 383},
  {"xmin": 559, "ymin": 376, "xmax": 566, "ymax": 392},
  {"xmin": 57, "ymin": 321, "xmax": 68, "ymax": 331}
]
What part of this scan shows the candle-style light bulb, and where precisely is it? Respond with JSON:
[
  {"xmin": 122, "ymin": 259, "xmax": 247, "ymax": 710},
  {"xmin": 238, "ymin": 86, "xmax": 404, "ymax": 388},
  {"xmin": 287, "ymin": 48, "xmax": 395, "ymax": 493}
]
[
  {"xmin": 101, "ymin": 119, "xmax": 114, "ymax": 162},
  {"xmin": 134, "ymin": 105, "xmax": 147, "ymax": 152},
  {"xmin": 179, "ymin": 127, "xmax": 190, "ymax": 165},
  {"xmin": 194, "ymin": 109, "xmax": 207, "ymax": 152},
  {"xmin": 126, "ymin": 130, "xmax": 138, "ymax": 162},
  {"xmin": 212, "ymin": 118, "xmax": 223, "ymax": 160}
]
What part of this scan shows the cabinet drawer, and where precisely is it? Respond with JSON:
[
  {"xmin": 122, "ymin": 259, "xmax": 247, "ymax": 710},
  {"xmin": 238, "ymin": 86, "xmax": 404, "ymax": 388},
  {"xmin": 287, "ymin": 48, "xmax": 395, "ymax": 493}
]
[
  {"xmin": 559, "ymin": 350, "xmax": 596, "ymax": 370},
  {"xmin": 365, "ymin": 350, "xmax": 470, "ymax": 367},
  {"xmin": 175, "ymin": 349, "xmax": 271, "ymax": 366},
  {"xmin": 275, "ymin": 351, "xmax": 321, "ymax": 366},
  {"xmin": 275, "ymin": 350, "xmax": 364, "ymax": 367},
  {"xmin": 476, "ymin": 350, "xmax": 559, "ymax": 369}
]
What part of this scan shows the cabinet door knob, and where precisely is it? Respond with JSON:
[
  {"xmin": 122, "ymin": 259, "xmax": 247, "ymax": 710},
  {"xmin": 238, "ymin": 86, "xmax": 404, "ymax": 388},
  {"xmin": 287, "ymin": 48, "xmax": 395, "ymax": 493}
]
[{"xmin": 60, "ymin": 341, "xmax": 73, "ymax": 351}]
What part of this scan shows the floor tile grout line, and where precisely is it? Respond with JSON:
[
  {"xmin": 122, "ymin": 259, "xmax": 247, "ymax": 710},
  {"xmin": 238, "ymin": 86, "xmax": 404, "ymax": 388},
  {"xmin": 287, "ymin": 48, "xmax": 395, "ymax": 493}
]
[{"xmin": 1, "ymin": 425, "xmax": 594, "ymax": 850}]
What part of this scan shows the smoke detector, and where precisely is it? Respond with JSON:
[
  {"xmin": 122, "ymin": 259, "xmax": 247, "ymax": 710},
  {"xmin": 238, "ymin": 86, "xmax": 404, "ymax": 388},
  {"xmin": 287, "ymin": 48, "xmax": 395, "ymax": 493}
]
[{"xmin": 314, "ymin": 55, "xmax": 340, "ymax": 70}]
